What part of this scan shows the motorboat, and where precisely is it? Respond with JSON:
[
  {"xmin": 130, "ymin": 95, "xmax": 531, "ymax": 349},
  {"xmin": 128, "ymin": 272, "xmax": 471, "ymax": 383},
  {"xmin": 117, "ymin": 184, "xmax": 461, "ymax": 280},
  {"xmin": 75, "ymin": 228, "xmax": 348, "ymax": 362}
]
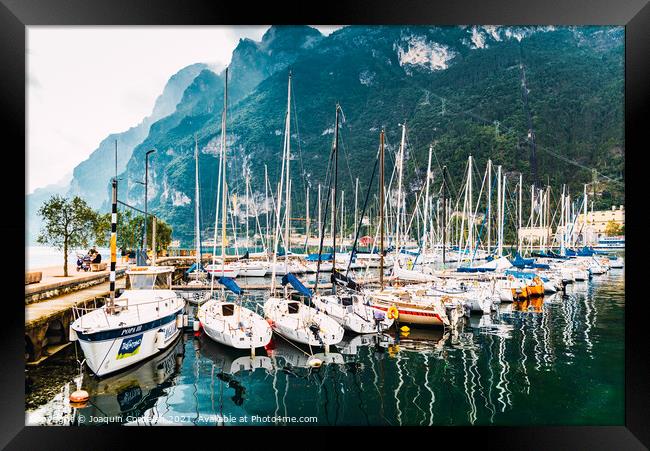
[{"xmin": 70, "ymin": 266, "xmax": 186, "ymax": 377}]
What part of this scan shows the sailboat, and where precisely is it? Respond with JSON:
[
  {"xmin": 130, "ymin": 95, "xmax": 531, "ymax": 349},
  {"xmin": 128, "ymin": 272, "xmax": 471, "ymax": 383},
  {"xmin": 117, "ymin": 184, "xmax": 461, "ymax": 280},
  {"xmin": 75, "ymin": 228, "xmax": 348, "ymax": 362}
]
[
  {"xmin": 366, "ymin": 129, "xmax": 462, "ymax": 327},
  {"xmin": 198, "ymin": 67, "xmax": 272, "ymax": 352},
  {"xmin": 70, "ymin": 179, "xmax": 186, "ymax": 377},
  {"xmin": 188, "ymin": 135, "xmax": 209, "ymax": 290},
  {"xmin": 263, "ymin": 72, "xmax": 344, "ymax": 349},
  {"xmin": 310, "ymin": 105, "xmax": 393, "ymax": 334}
]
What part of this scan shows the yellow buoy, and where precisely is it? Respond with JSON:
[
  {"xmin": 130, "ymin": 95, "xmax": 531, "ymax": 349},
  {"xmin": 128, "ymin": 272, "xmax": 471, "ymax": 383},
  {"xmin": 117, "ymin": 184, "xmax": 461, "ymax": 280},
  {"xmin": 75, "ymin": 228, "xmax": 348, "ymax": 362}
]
[{"xmin": 400, "ymin": 325, "xmax": 410, "ymax": 333}]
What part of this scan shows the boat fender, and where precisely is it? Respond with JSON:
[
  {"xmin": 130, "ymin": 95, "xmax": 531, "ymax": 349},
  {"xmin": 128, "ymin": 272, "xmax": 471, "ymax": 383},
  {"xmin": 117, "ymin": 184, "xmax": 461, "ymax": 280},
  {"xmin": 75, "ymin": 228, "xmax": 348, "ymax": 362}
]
[
  {"xmin": 69, "ymin": 328, "xmax": 78, "ymax": 342},
  {"xmin": 183, "ymin": 314, "xmax": 189, "ymax": 327},
  {"xmin": 193, "ymin": 319, "xmax": 200, "ymax": 332},
  {"xmin": 308, "ymin": 357, "xmax": 322, "ymax": 368},
  {"xmin": 155, "ymin": 330, "xmax": 166, "ymax": 349},
  {"xmin": 387, "ymin": 305, "xmax": 399, "ymax": 320},
  {"xmin": 176, "ymin": 314, "xmax": 183, "ymax": 328}
]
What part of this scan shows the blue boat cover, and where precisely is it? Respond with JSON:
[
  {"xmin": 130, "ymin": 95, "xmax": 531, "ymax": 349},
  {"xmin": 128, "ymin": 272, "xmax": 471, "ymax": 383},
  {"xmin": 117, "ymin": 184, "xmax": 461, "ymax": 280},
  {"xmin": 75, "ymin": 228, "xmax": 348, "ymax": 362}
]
[
  {"xmin": 218, "ymin": 277, "xmax": 243, "ymax": 295},
  {"xmin": 511, "ymin": 253, "xmax": 535, "ymax": 268},
  {"xmin": 306, "ymin": 253, "xmax": 333, "ymax": 262},
  {"xmin": 281, "ymin": 273, "xmax": 313, "ymax": 298},
  {"xmin": 532, "ymin": 263, "xmax": 550, "ymax": 270},
  {"xmin": 457, "ymin": 267, "xmax": 495, "ymax": 273},
  {"xmin": 185, "ymin": 262, "xmax": 205, "ymax": 275},
  {"xmin": 505, "ymin": 269, "xmax": 549, "ymax": 283}
]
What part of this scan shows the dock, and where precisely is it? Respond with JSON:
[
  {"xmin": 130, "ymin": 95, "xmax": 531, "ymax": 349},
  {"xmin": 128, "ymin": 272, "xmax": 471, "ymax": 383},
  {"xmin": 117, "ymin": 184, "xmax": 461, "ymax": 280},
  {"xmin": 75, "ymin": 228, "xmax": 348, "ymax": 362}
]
[{"xmin": 25, "ymin": 264, "xmax": 126, "ymax": 365}]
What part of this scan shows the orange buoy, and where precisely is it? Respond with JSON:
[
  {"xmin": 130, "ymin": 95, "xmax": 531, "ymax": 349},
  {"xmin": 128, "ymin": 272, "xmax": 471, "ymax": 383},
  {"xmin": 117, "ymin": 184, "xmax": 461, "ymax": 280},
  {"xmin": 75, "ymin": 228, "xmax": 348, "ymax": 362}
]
[
  {"xmin": 266, "ymin": 319, "xmax": 275, "ymax": 328},
  {"xmin": 70, "ymin": 389, "xmax": 89, "ymax": 403}
]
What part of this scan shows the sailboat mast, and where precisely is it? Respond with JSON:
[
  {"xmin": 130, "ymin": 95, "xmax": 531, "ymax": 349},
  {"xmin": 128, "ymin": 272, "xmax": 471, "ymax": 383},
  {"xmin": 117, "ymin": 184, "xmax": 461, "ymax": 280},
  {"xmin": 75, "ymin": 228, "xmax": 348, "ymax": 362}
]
[
  {"xmin": 269, "ymin": 73, "xmax": 292, "ymax": 292},
  {"xmin": 442, "ymin": 166, "xmax": 447, "ymax": 265},
  {"xmin": 194, "ymin": 135, "xmax": 201, "ymax": 269},
  {"xmin": 354, "ymin": 177, "xmax": 359, "ymax": 246},
  {"xmin": 264, "ymin": 165, "xmax": 269, "ymax": 251},
  {"xmin": 468, "ymin": 155, "xmax": 473, "ymax": 259},
  {"xmin": 396, "ymin": 123, "xmax": 406, "ymax": 254},
  {"xmin": 487, "ymin": 159, "xmax": 492, "ymax": 254},
  {"xmin": 332, "ymin": 104, "xmax": 339, "ymax": 280},
  {"xmin": 583, "ymin": 183, "xmax": 587, "ymax": 246},
  {"xmin": 379, "ymin": 130, "xmax": 385, "ymax": 290},
  {"xmin": 497, "ymin": 165, "xmax": 502, "ymax": 256},
  {"xmin": 318, "ymin": 184, "xmax": 322, "ymax": 246},
  {"xmin": 340, "ymin": 190, "xmax": 345, "ymax": 252},
  {"xmin": 245, "ymin": 173, "xmax": 250, "ymax": 251},
  {"xmin": 284, "ymin": 72, "xmax": 292, "ymax": 270},
  {"xmin": 220, "ymin": 68, "xmax": 229, "ymax": 272},
  {"xmin": 518, "ymin": 173, "xmax": 522, "ymax": 253},
  {"xmin": 423, "ymin": 145, "xmax": 432, "ymax": 255},
  {"xmin": 305, "ymin": 185, "xmax": 310, "ymax": 250}
]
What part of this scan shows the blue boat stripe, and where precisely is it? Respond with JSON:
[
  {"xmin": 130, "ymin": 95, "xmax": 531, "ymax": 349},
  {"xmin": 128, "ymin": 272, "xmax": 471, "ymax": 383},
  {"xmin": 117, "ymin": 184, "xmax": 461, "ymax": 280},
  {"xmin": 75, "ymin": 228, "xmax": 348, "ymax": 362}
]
[{"xmin": 76, "ymin": 308, "xmax": 183, "ymax": 342}]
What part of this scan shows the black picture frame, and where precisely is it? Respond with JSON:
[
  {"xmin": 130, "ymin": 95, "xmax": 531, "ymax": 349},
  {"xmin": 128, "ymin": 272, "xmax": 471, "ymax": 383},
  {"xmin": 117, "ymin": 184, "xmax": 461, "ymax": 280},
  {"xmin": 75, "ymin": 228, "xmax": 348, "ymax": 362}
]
[{"xmin": 3, "ymin": 0, "xmax": 647, "ymax": 448}]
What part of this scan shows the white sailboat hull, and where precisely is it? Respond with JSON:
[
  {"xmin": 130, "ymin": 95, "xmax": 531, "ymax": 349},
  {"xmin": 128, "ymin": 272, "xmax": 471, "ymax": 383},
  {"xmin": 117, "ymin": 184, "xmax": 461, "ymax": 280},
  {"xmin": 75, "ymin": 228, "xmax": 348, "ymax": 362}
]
[
  {"xmin": 312, "ymin": 294, "xmax": 393, "ymax": 334},
  {"xmin": 198, "ymin": 300, "xmax": 272, "ymax": 349},
  {"xmin": 263, "ymin": 297, "xmax": 344, "ymax": 346}
]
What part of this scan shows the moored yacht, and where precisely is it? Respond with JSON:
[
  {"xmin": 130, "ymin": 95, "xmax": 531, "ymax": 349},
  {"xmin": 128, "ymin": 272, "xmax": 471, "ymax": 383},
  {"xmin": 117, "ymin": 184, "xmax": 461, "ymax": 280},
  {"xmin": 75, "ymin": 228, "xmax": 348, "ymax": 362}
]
[{"xmin": 70, "ymin": 265, "xmax": 186, "ymax": 377}]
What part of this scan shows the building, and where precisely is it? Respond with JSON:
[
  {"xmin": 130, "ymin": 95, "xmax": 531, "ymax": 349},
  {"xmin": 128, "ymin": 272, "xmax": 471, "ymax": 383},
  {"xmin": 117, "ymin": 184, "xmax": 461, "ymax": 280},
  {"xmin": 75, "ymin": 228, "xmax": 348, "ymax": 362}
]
[{"xmin": 576, "ymin": 205, "xmax": 624, "ymax": 242}]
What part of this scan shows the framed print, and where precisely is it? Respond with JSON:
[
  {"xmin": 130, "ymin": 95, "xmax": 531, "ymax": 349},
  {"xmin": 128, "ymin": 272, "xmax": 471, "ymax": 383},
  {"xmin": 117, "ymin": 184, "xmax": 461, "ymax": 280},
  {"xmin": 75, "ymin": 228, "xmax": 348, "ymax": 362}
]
[{"xmin": 2, "ymin": 0, "xmax": 648, "ymax": 448}]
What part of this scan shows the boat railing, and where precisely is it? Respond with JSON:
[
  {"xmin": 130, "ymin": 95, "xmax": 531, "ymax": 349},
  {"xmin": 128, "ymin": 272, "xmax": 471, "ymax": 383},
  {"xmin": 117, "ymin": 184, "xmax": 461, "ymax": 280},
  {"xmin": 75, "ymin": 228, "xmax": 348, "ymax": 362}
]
[{"xmin": 72, "ymin": 295, "xmax": 183, "ymax": 330}]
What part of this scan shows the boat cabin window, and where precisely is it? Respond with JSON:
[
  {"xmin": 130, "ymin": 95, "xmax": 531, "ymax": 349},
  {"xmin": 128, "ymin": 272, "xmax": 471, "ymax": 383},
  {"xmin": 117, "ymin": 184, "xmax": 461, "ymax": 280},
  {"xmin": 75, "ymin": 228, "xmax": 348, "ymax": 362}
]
[
  {"xmin": 127, "ymin": 272, "xmax": 172, "ymax": 290},
  {"xmin": 221, "ymin": 304, "xmax": 235, "ymax": 317},
  {"xmin": 341, "ymin": 296, "xmax": 353, "ymax": 306},
  {"xmin": 287, "ymin": 302, "xmax": 300, "ymax": 314}
]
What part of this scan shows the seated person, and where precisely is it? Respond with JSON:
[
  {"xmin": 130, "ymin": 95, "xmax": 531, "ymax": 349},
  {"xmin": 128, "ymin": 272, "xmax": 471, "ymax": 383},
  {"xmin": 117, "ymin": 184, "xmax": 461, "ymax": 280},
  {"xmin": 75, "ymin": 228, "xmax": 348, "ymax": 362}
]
[{"xmin": 91, "ymin": 251, "xmax": 102, "ymax": 264}]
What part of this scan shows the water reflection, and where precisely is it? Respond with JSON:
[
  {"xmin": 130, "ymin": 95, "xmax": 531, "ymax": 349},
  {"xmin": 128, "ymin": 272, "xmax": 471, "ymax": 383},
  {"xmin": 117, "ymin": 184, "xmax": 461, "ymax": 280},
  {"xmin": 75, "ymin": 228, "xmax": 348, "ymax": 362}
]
[
  {"xmin": 74, "ymin": 335, "xmax": 185, "ymax": 425},
  {"xmin": 26, "ymin": 268, "xmax": 625, "ymax": 426}
]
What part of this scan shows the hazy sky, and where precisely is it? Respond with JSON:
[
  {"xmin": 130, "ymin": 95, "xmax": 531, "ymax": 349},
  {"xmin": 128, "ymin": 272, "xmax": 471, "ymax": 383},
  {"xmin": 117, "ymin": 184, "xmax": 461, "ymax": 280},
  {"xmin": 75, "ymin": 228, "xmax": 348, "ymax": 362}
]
[{"xmin": 26, "ymin": 25, "xmax": 341, "ymax": 194}]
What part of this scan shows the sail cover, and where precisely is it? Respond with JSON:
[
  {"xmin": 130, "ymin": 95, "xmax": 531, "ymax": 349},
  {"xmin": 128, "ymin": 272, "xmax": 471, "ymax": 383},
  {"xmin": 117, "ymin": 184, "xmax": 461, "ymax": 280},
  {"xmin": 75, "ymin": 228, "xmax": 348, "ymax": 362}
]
[
  {"xmin": 281, "ymin": 273, "xmax": 313, "ymax": 298},
  {"xmin": 218, "ymin": 277, "xmax": 243, "ymax": 295},
  {"xmin": 331, "ymin": 269, "xmax": 361, "ymax": 291},
  {"xmin": 185, "ymin": 262, "xmax": 205, "ymax": 274}
]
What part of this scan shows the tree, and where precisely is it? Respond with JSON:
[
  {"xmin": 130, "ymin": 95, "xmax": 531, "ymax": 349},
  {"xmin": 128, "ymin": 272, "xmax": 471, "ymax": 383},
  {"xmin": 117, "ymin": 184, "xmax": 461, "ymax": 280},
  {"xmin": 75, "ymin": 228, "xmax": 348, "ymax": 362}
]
[
  {"xmin": 605, "ymin": 220, "xmax": 621, "ymax": 236},
  {"xmin": 148, "ymin": 219, "xmax": 173, "ymax": 254},
  {"xmin": 96, "ymin": 209, "xmax": 174, "ymax": 255},
  {"xmin": 37, "ymin": 195, "xmax": 103, "ymax": 276}
]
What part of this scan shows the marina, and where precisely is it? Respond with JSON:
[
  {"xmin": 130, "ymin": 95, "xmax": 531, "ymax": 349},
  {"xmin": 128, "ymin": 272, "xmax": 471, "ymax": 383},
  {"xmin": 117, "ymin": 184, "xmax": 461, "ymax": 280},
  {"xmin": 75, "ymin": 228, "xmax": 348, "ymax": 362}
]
[
  {"xmin": 24, "ymin": 25, "xmax": 626, "ymax": 428},
  {"xmin": 25, "ymin": 263, "xmax": 624, "ymax": 425}
]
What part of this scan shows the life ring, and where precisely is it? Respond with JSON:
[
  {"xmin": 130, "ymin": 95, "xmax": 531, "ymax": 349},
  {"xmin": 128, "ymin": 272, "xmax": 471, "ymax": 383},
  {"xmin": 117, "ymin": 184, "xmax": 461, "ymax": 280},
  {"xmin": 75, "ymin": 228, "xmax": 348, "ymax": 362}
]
[{"xmin": 387, "ymin": 305, "xmax": 399, "ymax": 320}]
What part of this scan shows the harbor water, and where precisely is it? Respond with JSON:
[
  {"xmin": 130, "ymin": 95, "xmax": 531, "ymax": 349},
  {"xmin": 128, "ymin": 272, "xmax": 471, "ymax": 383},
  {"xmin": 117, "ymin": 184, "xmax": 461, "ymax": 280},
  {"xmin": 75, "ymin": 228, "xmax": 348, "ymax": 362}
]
[{"xmin": 25, "ymin": 265, "xmax": 624, "ymax": 426}]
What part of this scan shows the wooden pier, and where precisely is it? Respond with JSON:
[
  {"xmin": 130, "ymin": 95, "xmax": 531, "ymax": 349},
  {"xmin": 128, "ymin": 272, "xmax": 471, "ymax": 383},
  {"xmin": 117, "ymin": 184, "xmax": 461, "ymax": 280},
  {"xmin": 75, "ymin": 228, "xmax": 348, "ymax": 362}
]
[{"xmin": 24, "ymin": 265, "xmax": 126, "ymax": 365}]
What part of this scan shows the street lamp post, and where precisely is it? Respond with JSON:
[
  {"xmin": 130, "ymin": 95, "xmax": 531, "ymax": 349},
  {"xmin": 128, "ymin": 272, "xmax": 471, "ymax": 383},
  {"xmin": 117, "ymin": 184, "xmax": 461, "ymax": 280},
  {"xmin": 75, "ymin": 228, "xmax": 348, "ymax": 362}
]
[{"xmin": 142, "ymin": 149, "xmax": 156, "ymax": 263}]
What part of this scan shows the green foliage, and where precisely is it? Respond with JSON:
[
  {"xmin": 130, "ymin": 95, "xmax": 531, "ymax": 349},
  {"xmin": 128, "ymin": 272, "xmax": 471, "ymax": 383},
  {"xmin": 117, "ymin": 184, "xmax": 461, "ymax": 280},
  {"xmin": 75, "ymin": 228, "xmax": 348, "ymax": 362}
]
[
  {"xmin": 605, "ymin": 220, "xmax": 621, "ymax": 236},
  {"xmin": 37, "ymin": 195, "xmax": 103, "ymax": 276},
  {"xmin": 101, "ymin": 209, "xmax": 174, "ymax": 253},
  {"xmin": 114, "ymin": 26, "xmax": 624, "ymax": 245}
]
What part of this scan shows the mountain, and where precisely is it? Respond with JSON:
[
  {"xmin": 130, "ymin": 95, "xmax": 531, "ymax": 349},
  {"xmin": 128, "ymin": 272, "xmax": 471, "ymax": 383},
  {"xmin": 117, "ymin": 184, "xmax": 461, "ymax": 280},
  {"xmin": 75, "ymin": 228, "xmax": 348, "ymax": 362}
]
[
  {"xmin": 119, "ymin": 25, "xmax": 328, "ymax": 240},
  {"xmin": 26, "ymin": 174, "xmax": 71, "ymax": 245},
  {"xmin": 112, "ymin": 25, "xmax": 622, "ymax": 246},
  {"xmin": 27, "ymin": 62, "xmax": 214, "ymax": 243},
  {"xmin": 67, "ymin": 62, "xmax": 213, "ymax": 209},
  {"xmin": 30, "ymin": 26, "xmax": 624, "ymax": 247}
]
